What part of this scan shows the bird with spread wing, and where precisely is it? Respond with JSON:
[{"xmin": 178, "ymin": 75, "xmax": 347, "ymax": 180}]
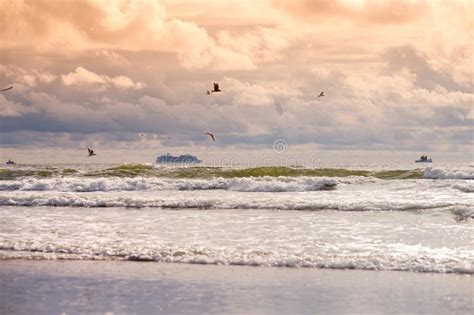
[
  {"xmin": 0, "ymin": 86, "xmax": 13, "ymax": 92},
  {"xmin": 204, "ymin": 131, "xmax": 216, "ymax": 142},
  {"xmin": 87, "ymin": 147, "xmax": 96, "ymax": 157}
]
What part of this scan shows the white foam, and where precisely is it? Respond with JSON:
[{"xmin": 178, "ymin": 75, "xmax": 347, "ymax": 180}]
[
  {"xmin": 1, "ymin": 196, "xmax": 472, "ymax": 275},
  {"xmin": 452, "ymin": 183, "xmax": 474, "ymax": 193},
  {"xmin": 1, "ymin": 243, "xmax": 472, "ymax": 275},
  {"xmin": 1, "ymin": 188, "xmax": 471, "ymax": 211},
  {"xmin": 451, "ymin": 207, "xmax": 474, "ymax": 220},
  {"xmin": 423, "ymin": 167, "xmax": 474, "ymax": 179},
  {"xmin": 0, "ymin": 176, "xmax": 337, "ymax": 193}
]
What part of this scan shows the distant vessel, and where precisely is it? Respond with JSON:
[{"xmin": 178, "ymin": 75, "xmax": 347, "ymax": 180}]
[
  {"xmin": 6, "ymin": 159, "xmax": 15, "ymax": 165},
  {"xmin": 415, "ymin": 155, "xmax": 432, "ymax": 163},
  {"xmin": 415, "ymin": 159, "xmax": 432, "ymax": 163},
  {"xmin": 156, "ymin": 153, "xmax": 202, "ymax": 164}
]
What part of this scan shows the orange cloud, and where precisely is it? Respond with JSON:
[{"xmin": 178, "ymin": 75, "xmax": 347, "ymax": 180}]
[
  {"xmin": 61, "ymin": 67, "xmax": 145, "ymax": 89},
  {"xmin": 274, "ymin": 0, "xmax": 429, "ymax": 24},
  {"xmin": 0, "ymin": 0, "xmax": 289, "ymax": 70},
  {"xmin": 1, "ymin": 0, "xmax": 471, "ymax": 76}
]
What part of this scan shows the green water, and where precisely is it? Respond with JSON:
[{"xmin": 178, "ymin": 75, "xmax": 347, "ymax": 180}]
[{"xmin": 0, "ymin": 165, "xmax": 424, "ymax": 180}]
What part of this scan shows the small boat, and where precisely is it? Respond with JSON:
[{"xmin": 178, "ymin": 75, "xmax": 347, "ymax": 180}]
[
  {"xmin": 415, "ymin": 155, "xmax": 432, "ymax": 163},
  {"xmin": 415, "ymin": 158, "xmax": 432, "ymax": 163},
  {"xmin": 6, "ymin": 159, "xmax": 15, "ymax": 165}
]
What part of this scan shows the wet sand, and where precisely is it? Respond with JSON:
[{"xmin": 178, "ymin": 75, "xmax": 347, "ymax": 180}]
[{"xmin": 0, "ymin": 260, "xmax": 472, "ymax": 314}]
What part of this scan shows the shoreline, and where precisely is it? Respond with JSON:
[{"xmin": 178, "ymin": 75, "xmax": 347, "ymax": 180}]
[
  {"xmin": 1, "ymin": 260, "xmax": 473, "ymax": 314},
  {"xmin": 1, "ymin": 252, "xmax": 473, "ymax": 276}
]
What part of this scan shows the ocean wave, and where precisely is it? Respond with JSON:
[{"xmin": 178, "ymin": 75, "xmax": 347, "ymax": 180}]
[
  {"xmin": 1, "ymin": 192, "xmax": 470, "ymax": 211},
  {"xmin": 1, "ymin": 165, "xmax": 425, "ymax": 179},
  {"xmin": 0, "ymin": 244, "xmax": 472, "ymax": 275},
  {"xmin": 451, "ymin": 207, "xmax": 474, "ymax": 221},
  {"xmin": 3, "ymin": 165, "xmax": 474, "ymax": 181},
  {"xmin": 0, "ymin": 176, "xmax": 338, "ymax": 192},
  {"xmin": 423, "ymin": 167, "xmax": 474, "ymax": 180},
  {"xmin": 452, "ymin": 183, "xmax": 474, "ymax": 193}
]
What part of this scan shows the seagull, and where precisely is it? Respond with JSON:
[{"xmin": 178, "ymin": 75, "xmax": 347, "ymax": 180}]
[
  {"xmin": 0, "ymin": 86, "xmax": 13, "ymax": 92},
  {"xmin": 139, "ymin": 133, "xmax": 145, "ymax": 137},
  {"xmin": 212, "ymin": 83, "xmax": 221, "ymax": 93},
  {"xmin": 204, "ymin": 131, "xmax": 216, "ymax": 142},
  {"xmin": 87, "ymin": 147, "xmax": 96, "ymax": 157},
  {"xmin": 317, "ymin": 91, "xmax": 325, "ymax": 98}
]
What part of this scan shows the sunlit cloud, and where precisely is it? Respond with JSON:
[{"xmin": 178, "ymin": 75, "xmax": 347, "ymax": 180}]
[{"xmin": 0, "ymin": 0, "xmax": 472, "ymax": 153}]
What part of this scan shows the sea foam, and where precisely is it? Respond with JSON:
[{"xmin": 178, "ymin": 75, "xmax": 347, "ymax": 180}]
[
  {"xmin": 423, "ymin": 167, "xmax": 474, "ymax": 180},
  {"xmin": 1, "ymin": 190, "xmax": 471, "ymax": 211},
  {"xmin": 0, "ymin": 176, "xmax": 337, "ymax": 193},
  {"xmin": 1, "ymin": 242, "xmax": 472, "ymax": 275}
]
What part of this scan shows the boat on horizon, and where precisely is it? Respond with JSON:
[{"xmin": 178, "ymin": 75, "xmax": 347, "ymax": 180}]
[
  {"xmin": 415, "ymin": 155, "xmax": 432, "ymax": 163},
  {"xmin": 156, "ymin": 153, "xmax": 202, "ymax": 164}
]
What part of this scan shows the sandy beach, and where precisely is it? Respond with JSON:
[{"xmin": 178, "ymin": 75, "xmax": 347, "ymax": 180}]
[{"xmin": 1, "ymin": 260, "xmax": 472, "ymax": 315}]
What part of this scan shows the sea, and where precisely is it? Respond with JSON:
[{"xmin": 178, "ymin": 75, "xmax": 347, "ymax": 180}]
[{"xmin": 0, "ymin": 151, "xmax": 473, "ymax": 275}]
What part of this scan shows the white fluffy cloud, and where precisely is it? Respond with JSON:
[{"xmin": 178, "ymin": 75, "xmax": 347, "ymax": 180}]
[
  {"xmin": 62, "ymin": 67, "xmax": 106, "ymax": 86},
  {"xmin": 61, "ymin": 67, "xmax": 145, "ymax": 90},
  {"xmin": 0, "ymin": 1, "xmax": 472, "ymax": 152},
  {"xmin": 0, "ymin": 0, "xmax": 290, "ymax": 71},
  {"xmin": 1, "ymin": 49, "xmax": 472, "ymax": 152},
  {"xmin": 0, "ymin": 65, "xmax": 57, "ymax": 87}
]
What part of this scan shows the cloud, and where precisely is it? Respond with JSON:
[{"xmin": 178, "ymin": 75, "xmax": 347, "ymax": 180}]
[
  {"xmin": 275, "ymin": 0, "xmax": 429, "ymax": 24},
  {"xmin": 61, "ymin": 67, "xmax": 106, "ymax": 86},
  {"xmin": 0, "ymin": 1, "xmax": 472, "ymax": 153},
  {"xmin": 1, "ymin": 60, "xmax": 471, "ymax": 152},
  {"xmin": 0, "ymin": 95, "xmax": 37, "ymax": 117},
  {"xmin": 381, "ymin": 45, "xmax": 472, "ymax": 92},
  {"xmin": 0, "ymin": 0, "xmax": 289, "ymax": 71},
  {"xmin": 61, "ymin": 66, "xmax": 145, "ymax": 90},
  {"xmin": 0, "ymin": 65, "xmax": 57, "ymax": 87}
]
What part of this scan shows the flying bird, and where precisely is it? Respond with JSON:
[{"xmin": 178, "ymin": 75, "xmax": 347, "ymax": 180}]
[
  {"xmin": 87, "ymin": 147, "xmax": 96, "ymax": 157},
  {"xmin": 0, "ymin": 86, "xmax": 13, "ymax": 92},
  {"xmin": 204, "ymin": 131, "xmax": 216, "ymax": 142},
  {"xmin": 212, "ymin": 83, "xmax": 221, "ymax": 93},
  {"xmin": 317, "ymin": 91, "xmax": 325, "ymax": 98}
]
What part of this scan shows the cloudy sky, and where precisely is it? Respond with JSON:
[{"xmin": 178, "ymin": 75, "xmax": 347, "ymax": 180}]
[{"xmin": 0, "ymin": 0, "xmax": 473, "ymax": 156}]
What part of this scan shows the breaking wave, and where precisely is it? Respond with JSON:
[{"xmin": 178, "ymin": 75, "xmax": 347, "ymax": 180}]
[
  {"xmin": 452, "ymin": 183, "xmax": 474, "ymax": 193},
  {"xmin": 451, "ymin": 206, "xmax": 474, "ymax": 221},
  {"xmin": 1, "ymin": 165, "xmax": 425, "ymax": 180},
  {"xmin": 0, "ymin": 192, "xmax": 470, "ymax": 211},
  {"xmin": 423, "ymin": 167, "xmax": 474, "ymax": 180},
  {"xmin": 0, "ymin": 176, "xmax": 338, "ymax": 192},
  {"xmin": 0, "ymin": 244, "xmax": 472, "ymax": 275},
  {"xmin": 2, "ymin": 164, "xmax": 473, "ymax": 181}
]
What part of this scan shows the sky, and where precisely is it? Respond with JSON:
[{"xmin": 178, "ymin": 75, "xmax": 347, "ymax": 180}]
[{"xmin": 0, "ymin": 0, "xmax": 473, "ymax": 160}]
